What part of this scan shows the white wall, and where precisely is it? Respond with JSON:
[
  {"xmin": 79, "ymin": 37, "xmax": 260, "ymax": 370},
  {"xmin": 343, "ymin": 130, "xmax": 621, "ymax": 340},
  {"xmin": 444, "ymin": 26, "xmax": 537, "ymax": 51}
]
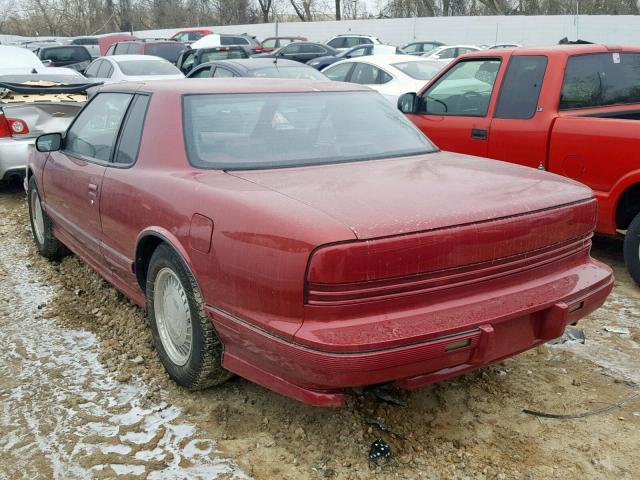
[{"xmin": 133, "ymin": 15, "xmax": 640, "ymax": 47}]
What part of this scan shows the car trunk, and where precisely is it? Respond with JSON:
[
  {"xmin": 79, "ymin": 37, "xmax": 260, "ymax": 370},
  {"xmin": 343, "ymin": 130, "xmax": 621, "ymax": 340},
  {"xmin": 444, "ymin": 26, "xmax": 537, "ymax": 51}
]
[{"xmin": 229, "ymin": 151, "xmax": 597, "ymax": 299}]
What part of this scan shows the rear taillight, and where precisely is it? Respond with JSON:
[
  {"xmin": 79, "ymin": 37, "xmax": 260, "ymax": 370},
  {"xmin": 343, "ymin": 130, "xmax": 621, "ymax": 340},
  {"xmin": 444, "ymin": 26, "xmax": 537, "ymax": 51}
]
[
  {"xmin": 7, "ymin": 118, "xmax": 29, "ymax": 135},
  {"xmin": 0, "ymin": 114, "xmax": 10, "ymax": 138},
  {"xmin": 254, "ymin": 46, "xmax": 266, "ymax": 53}
]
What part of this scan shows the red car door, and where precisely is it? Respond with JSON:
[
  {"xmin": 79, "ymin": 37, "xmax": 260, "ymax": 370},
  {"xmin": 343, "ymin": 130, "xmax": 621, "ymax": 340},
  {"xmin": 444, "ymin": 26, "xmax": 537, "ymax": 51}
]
[
  {"xmin": 43, "ymin": 92, "xmax": 133, "ymax": 261},
  {"xmin": 407, "ymin": 57, "xmax": 504, "ymax": 157}
]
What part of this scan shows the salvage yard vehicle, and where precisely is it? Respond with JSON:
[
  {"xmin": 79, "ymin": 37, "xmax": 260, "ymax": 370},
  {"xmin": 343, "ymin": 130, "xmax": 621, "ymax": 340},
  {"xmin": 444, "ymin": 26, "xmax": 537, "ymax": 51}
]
[
  {"xmin": 84, "ymin": 55, "xmax": 184, "ymax": 85},
  {"xmin": 27, "ymin": 79, "xmax": 613, "ymax": 406},
  {"xmin": 323, "ymin": 55, "xmax": 445, "ymax": 103},
  {"xmin": 260, "ymin": 36, "xmax": 307, "ymax": 52},
  {"xmin": 36, "ymin": 45, "xmax": 93, "ymax": 73},
  {"xmin": 325, "ymin": 34, "xmax": 382, "ymax": 51},
  {"xmin": 186, "ymin": 58, "xmax": 325, "ymax": 80},
  {"xmin": 106, "ymin": 40, "xmax": 186, "ymax": 64},
  {"xmin": 170, "ymin": 28, "xmax": 214, "ymax": 43},
  {"xmin": 0, "ymin": 45, "xmax": 97, "ymax": 183},
  {"xmin": 176, "ymin": 46, "xmax": 248, "ymax": 75},
  {"xmin": 400, "ymin": 40, "xmax": 445, "ymax": 56},
  {"xmin": 423, "ymin": 45, "xmax": 482, "ymax": 61},
  {"xmin": 307, "ymin": 44, "xmax": 399, "ymax": 71},
  {"xmin": 397, "ymin": 44, "xmax": 640, "ymax": 285},
  {"xmin": 252, "ymin": 42, "xmax": 338, "ymax": 63}
]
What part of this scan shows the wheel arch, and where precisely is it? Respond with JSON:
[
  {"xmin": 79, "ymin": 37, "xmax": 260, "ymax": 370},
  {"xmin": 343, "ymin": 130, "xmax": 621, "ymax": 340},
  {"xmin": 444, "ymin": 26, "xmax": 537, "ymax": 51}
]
[
  {"xmin": 134, "ymin": 228, "xmax": 197, "ymax": 292},
  {"xmin": 615, "ymin": 181, "xmax": 640, "ymax": 231}
]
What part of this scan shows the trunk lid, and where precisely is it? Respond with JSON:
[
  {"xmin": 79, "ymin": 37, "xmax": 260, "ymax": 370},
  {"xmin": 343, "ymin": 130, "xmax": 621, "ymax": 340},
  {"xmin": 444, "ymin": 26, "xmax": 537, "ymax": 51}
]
[{"xmin": 228, "ymin": 151, "xmax": 594, "ymax": 240}]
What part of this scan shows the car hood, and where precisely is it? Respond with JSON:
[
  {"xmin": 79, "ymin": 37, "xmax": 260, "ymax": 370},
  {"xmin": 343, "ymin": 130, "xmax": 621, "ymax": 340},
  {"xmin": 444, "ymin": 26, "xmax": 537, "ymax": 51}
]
[{"xmin": 227, "ymin": 151, "xmax": 594, "ymax": 240}]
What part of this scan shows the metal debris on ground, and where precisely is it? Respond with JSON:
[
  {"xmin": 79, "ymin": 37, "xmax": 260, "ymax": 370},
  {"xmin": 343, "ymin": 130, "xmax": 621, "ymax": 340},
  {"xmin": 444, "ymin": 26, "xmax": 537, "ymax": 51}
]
[
  {"xmin": 369, "ymin": 439, "xmax": 392, "ymax": 465},
  {"xmin": 604, "ymin": 326, "xmax": 631, "ymax": 335},
  {"xmin": 366, "ymin": 418, "xmax": 406, "ymax": 439},
  {"xmin": 547, "ymin": 326, "xmax": 585, "ymax": 345}
]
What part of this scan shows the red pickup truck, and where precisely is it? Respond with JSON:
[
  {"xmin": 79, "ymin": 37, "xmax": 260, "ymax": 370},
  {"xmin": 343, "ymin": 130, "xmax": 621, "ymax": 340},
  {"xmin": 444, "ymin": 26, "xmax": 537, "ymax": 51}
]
[{"xmin": 398, "ymin": 45, "xmax": 640, "ymax": 286}]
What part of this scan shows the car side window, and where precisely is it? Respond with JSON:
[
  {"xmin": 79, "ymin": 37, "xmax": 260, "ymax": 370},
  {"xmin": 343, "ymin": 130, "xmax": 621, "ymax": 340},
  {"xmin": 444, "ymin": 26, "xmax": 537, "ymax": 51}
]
[
  {"xmin": 106, "ymin": 45, "xmax": 115, "ymax": 56},
  {"xmin": 344, "ymin": 37, "xmax": 360, "ymax": 48},
  {"xmin": 114, "ymin": 43, "xmax": 127, "ymax": 54},
  {"xmin": 360, "ymin": 38, "xmax": 373, "ymax": 45},
  {"xmin": 437, "ymin": 48, "xmax": 456, "ymax": 59},
  {"xmin": 84, "ymin": 60, "xmax": 101, "ymax": 78},
  {"xmin": 459, "ymin": 47, "xmax": 477, "ymax": 55},
  {"xmin": 97, "ymin": 61, "xmax": 113, "ymax": 78},
  {"xmin": 327, "ymin": 38, "xmax": 344, "ymax": 49},
  {"xmin": 190, "ymin": 66, "xmax": 212, "ymax": 78},
  {"xmin": 301, "ymin": 44, "xmax": 324, "ymax": 54},
  {"xmin": 420, "ymin": 59, "xmax": 501, "ymax": 116},
  {"xmin": 403, "ymin": 43, "xmax": 420, "ymax": 54},
  {"xmin": 65, "ymin": 93, "xmax": 132, "ymax": 162},
  {"xmin": 378, "ymin": 69, "xmax": 393, "ymax": 84},
  {"xmin": 350, "ymin": 63, "xmax": 380, "ymax": 85},
  {"xmin": 347, "ymin": 46, "xmax": 368, "ymax": 58},
  {"xmin": 213, "ymin": 67, "xmax": 235, "ymax": 78},
  {"xmin": 323, "ymin": 63, "xmax": 353, "ymax": 81},
  {"xmin": 181, "ymin": 51, "xmax": 196, "ymax": 73},
  {"xmin": 282, "ymin": 43, "xmax": 302, "ymax": 54},
  {"xmin": 262, "ymin": 39, "xmax": 276, "ymax": 48},
  {"xmin": 495, "ymin": 56, "xmax": 547, "ymax": 119},
  {"xmin": 128, "ymin": 43, "xmax": 143, "ymax": 54},
  {"xmin": 113, "ymin": 95, "xmax": 149, "ymax": 166}
]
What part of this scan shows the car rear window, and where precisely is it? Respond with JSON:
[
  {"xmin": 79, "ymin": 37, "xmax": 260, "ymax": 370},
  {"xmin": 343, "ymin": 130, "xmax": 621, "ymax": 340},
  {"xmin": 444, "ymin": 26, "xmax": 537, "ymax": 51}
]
[
  {"xmin": 145, "ymin": 43, "xmax": 184, "ymax": 63},
  {"xmin": 251, "ymin": 66, "xmax": 326, "ymax": 80},
  {"xmin": 117, "ymin": 59, "xmax": 181, "ymax": 76},
  {"xmin": 41, "ymin": 47, "xmax": 91, "ymax": 62},
  {"xmin": 183, "ymin": 91, "xmax": 435, "ymax": 170},
  {"xmin": 392, "ymin": 61, "xmax": 442, "ymax": 80},
  {"xmin": 201, "ymin": 48, "xmax": 248, "ymax": 62},
  {"xmin": 560, "ymin": 52, "xmax": 640, "ymax": 109}
]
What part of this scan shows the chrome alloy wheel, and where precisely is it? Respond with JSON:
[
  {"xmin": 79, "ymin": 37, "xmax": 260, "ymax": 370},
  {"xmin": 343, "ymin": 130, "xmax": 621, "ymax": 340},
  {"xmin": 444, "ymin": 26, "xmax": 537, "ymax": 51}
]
[
  {"xmin": 31, "ymin": 189, "xmax": 45, "ymax": 245},
  {"xmin": 153, "ymin": 267, "xmax": 193, "ymax": 366}
]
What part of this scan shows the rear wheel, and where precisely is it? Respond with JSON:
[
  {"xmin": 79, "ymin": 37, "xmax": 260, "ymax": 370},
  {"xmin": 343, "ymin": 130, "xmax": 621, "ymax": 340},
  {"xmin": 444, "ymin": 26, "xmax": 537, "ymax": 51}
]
[
  {"xmin": 146, "ymin": 244, "xmax": 232, "ymax": 389},
  {"xmin": 27, "ymin": 176, "xmax": 68, "ymax": 260},
  {"xmin": 623, "ymin": 212, "xmax": 640, "ymax": 286}
]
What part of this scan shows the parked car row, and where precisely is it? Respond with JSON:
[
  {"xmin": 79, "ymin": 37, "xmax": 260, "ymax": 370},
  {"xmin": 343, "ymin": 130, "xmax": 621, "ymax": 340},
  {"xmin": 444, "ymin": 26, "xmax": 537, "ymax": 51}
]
[{"xmin": 5, "ymin": 38, "xmax": 637, "ymax": 412}]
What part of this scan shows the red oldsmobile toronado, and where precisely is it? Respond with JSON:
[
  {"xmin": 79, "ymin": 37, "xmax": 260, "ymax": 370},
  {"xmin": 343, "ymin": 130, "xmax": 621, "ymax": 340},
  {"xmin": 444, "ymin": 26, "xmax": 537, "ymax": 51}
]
[{"xmin": 28, "ymin": 79, "xmax": 613, "ymax": 406}]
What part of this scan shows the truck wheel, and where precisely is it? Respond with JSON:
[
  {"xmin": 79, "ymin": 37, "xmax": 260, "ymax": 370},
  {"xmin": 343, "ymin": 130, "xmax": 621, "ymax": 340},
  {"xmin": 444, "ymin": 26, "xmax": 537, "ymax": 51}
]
[
  {"xmin": 146, "ymin": 244, "xmax": 232, "ymax": 389},
  {"xmin": 623, "ymin": 212, "xmax": 640, "ymax": 287},
  {"xmin": 27, "ymin": 176, "xmax": 68, "ymax": 260}
]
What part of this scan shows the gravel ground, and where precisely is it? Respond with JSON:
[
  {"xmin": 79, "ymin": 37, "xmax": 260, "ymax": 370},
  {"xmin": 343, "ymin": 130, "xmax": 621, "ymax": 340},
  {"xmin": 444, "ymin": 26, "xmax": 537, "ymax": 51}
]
[{"xmin": 0, "ymin": 184, "xmax": 638, "ymax": 480}]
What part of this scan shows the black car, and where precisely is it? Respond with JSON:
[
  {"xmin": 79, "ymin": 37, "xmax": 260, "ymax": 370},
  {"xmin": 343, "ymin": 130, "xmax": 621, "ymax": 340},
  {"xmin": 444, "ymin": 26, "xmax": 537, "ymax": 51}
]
[
  {"xmin": 252, "ymin": 42, "xmax": 337, "ymax": 64},
  {"xmin": 186, "ymin": 58, "xmax": 326, "ymax": 79},
  {"xmin": 306, "ymin": 44, "xmax": 401, "ymax": 70},
  {"xmin": 36, "ymin": 46, "xmax": 93, "ymax": 73},
  {"xmin": 399, "ymin": 41, "xmax": 445, "ymax": 56},
  {"xmin": 176, "ymin": 46, "xmax": 249, "ymax": 75}
]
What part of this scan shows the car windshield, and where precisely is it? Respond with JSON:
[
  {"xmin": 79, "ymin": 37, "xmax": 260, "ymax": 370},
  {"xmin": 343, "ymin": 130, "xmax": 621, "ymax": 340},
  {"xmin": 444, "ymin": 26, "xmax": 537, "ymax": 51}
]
[
  {"xmin": 183, "ymin": 91, "xmax": 435, "ymax": 170},
  {"xmin": 251, "ymin": 66, "xmax": 326, "ymax": 80},
  {"xmin": 117, "ymin": 60, "xmax": 181, "ymax": 76},
  {"xmin": 392, "ymin": 61, "xmax": 442, "ymax": 80}
]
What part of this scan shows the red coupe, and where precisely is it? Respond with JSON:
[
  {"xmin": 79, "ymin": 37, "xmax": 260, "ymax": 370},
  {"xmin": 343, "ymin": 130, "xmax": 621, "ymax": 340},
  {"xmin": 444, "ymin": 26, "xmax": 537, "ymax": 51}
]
[{"xmin": 28, "ymin": 79, "xmax": 613, "ymax": 406}]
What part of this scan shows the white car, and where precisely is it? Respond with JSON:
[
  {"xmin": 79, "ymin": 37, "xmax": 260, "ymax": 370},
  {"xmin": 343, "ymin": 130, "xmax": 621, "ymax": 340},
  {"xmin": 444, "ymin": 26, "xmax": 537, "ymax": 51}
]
[
  {"xmin": 0, "ymin": 46, "xmax": 89, "ymax": 183},
  {"xmin": 322, "ymin": 54, "xmax": 446, "ymax": 104},
  {"xmin": 83, "ymin": 55, "xmax": 185, "ymax": 85},
  {"xmin": 422, "ymin": 45, "xmax": 482, "ymax": 61}
]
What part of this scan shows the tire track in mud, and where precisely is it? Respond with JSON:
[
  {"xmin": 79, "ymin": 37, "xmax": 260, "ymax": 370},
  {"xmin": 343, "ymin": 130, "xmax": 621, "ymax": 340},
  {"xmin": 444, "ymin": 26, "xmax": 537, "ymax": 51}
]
[{"xmin": 0, "ymin": 191, "xmax": 247, "ymax": 479}]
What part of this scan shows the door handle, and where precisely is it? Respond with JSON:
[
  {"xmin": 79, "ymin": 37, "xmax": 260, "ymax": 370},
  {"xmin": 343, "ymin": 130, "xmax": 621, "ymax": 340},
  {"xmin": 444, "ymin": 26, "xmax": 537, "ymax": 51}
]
[{"xmin": 471, "ymin": 128, "xmax": 488, "ymax": 140}]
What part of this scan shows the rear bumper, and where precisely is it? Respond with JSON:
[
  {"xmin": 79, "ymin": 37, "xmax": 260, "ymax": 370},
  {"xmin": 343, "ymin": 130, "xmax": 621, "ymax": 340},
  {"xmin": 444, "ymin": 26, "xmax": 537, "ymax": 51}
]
[
  {"xmin": 0, "ymin": 137, "xmax": 32, "ymax": 180},
  {"xmin": 207, "ymin": 257, "xmax": 613, "ymax": 407}
]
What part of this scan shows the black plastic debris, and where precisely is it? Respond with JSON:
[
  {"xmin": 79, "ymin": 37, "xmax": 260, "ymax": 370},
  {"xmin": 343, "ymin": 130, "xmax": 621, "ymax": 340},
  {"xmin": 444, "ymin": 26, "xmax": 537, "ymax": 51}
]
[
  {"xmin": 371, "ymin": 385, "xmax": 407, "ymax": 407},
  {"xmin": 369, "ymin": 439, "xmax": 392, "ymax": 465}
]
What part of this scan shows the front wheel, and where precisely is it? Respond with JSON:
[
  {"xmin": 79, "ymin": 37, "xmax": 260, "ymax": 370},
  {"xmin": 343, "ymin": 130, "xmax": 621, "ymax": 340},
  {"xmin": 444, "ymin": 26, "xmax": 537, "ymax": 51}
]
[
  {"xmin": 623, "ymin": 212, "xmax": 640, "ymax": 287},
  {"xmin": 27, "ymin": 176, "xmax": 68, "ymax": 260},
  {"xmin": 146, "ymin": 244, "xmax": 232, "ymax": 389}
]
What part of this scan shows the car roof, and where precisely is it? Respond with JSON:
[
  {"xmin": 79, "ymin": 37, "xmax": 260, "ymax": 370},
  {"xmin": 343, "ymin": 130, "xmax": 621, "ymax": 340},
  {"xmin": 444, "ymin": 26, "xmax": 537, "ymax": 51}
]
[
  {"xmin": 459, "ymin": 44, "xmax": 640, "ymax": 59},
  {"xmin": 208, "ymin": 58, "xmax": 303, "ymax": 69},
  {"xmin": 108, "ymin": 55, "xmax": 169, "ymax": 62},
  {"xmin": 101, "ymin": 78, "xmax": 369, "ymax": 95}
]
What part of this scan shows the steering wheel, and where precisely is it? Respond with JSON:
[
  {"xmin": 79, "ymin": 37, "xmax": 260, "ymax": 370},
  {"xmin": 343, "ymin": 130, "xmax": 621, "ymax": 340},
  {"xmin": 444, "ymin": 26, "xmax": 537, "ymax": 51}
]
[{"xmin": 460, "ymin": 91, "xmax": 484, "ymax": 113}]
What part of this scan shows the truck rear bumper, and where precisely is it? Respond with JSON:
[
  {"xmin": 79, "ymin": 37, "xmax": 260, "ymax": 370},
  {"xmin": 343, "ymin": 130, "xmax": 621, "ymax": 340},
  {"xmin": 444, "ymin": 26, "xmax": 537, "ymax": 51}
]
[{"xmin": 207, "ymin": 256, "xmax": 613, "ymax": 407}]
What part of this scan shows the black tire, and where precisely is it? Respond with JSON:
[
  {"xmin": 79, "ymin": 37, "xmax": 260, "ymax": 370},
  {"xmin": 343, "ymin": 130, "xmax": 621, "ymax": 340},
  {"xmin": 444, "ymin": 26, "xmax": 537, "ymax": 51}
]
[
  {"xmin": 146, "ymin": 244, "xmax": 232, "ymax": 389},
  {"xmin": 623, "ymin": 212, "xmax": 640, "ymax": 287},
  {"xmin": 27, "ymin": 176, "xmax": 68, "ymax": 260}
]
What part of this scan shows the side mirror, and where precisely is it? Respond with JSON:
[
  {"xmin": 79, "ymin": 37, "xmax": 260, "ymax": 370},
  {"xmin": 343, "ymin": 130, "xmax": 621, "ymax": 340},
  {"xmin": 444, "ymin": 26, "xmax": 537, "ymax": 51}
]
[
  {"xmin": 397, "ymin": 92, "xmax": 417, "ymax": 114},
  {"xmin": 36, "ymin": 133, "xmax": 63, "ymax": 152},
  {"xmin": 41, "ymin": 59, "xmax": 53, "ymax": 67}
]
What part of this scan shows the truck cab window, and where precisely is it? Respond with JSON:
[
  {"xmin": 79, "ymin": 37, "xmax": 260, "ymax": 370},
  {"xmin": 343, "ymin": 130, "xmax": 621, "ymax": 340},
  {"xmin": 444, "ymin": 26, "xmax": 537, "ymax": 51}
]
[
  {"xmin": 420, "ymin": 59, "xmax": 501, "ymax": 116},
  {"xmin": 495, "ymin": 56, "xmax": 547, "ymax": 119}
]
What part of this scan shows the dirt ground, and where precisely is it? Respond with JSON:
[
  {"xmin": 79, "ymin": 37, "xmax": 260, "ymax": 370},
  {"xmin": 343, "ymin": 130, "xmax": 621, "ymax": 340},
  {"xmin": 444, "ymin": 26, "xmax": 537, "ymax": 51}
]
[{"xmin": 0, "ymin": 183, "xmax": 638, "ymax": 480}]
